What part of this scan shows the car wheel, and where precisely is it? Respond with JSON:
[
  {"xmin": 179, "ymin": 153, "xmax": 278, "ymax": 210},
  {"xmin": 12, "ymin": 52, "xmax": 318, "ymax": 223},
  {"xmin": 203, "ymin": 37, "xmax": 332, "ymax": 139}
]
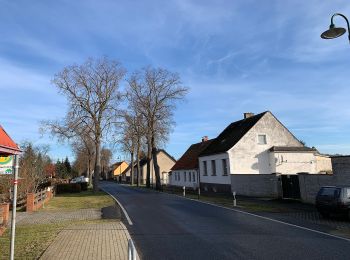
[{"xmin": 348, "ymin": 210, "xmax": 350, "ymax": 221}]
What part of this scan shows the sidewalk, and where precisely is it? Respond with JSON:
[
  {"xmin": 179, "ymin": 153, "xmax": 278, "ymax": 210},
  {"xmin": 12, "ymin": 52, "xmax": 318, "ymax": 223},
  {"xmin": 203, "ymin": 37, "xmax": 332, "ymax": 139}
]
[{"xmin": 40, "ymin": 221, "xmax": 129, "ymax": 260}]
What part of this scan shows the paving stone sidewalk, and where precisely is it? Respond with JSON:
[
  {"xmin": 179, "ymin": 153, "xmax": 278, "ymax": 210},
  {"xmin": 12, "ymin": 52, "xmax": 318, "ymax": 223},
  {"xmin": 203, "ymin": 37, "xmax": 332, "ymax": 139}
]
[
  {"xmin": 11, "ymin": 206, "xmax": 132, "ymax": 260},
  {"xmin": 40, "ymin": 221, "xmax": 130, "ymax": 260}
]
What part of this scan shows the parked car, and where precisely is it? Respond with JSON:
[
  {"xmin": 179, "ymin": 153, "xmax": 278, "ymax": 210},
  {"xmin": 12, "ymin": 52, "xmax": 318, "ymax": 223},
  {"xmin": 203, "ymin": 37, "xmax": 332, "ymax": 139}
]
[{"xmin": 316, "ymin": 186, "xmax": 350, "ymax": 219}]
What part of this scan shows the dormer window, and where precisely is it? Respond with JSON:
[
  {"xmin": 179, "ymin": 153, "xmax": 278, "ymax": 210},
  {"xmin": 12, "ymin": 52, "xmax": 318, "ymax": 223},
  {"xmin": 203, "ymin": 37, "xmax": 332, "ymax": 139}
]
[{"xmin": 258, "ymin": 134, "xmax": 267, "ymax": 145}]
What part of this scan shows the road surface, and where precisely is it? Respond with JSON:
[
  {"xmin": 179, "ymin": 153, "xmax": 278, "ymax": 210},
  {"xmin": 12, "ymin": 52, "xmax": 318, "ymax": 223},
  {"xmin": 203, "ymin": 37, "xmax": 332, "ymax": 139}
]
[{"xmin": 101, "ymin": 182, "xmax": 350, "ymax": 260}]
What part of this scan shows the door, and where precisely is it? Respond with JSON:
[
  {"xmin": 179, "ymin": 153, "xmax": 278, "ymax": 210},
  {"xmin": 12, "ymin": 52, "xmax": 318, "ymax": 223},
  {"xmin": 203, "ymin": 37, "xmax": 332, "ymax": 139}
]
[{"xmin": 281, "ymin": 175, "xmax": 301, "ymax": 199}]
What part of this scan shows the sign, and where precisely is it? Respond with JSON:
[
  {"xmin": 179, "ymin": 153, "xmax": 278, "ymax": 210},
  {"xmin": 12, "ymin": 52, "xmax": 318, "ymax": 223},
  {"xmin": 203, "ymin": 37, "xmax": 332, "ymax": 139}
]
[{"xmin": 0, "ymin": 156, "xmax": 14, "ymax": 175}]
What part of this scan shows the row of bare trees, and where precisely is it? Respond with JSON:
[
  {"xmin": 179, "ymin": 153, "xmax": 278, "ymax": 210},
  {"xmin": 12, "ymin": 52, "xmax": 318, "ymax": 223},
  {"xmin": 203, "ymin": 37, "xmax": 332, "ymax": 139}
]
[{"xmin": 44, "ymin": 57, "xmax": 188, "ymax": 191}]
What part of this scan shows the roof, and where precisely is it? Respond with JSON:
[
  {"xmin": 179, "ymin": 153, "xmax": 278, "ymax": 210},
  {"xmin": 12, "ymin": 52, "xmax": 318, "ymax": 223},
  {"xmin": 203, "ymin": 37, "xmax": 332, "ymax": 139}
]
[
  {"xmin": 0, "ymin": 125, "xmax": 21, "ymax": 155},
  {"xmin": 171, "ymin": 140, "xmax": 214, "ymax": 171},
  {"xmin": 200, "ymin": 111, "xmax": 268, "ymax": 156},
  {"xmin": 270, "ymin": 146, "xmax": 317, "ymax": 152}
]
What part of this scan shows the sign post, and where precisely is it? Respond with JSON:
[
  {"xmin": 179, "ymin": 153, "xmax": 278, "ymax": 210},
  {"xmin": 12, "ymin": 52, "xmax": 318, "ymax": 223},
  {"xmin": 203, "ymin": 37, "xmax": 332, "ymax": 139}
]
[{"xmin": 10, "ymin": 155, "xmax": 19, "ymax": 260}]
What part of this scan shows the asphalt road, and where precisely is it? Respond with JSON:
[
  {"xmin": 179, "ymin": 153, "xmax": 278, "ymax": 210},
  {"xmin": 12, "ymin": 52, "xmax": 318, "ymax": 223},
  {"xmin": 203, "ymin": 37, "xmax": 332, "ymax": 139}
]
[{"xmin": 100, "ymin": 182, "xmax": 350, "ymax": 260}]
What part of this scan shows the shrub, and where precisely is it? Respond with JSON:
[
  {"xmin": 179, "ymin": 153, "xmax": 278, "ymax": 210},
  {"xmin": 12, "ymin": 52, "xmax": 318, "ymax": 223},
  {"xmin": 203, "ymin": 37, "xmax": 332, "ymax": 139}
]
[
  {"xmin": 56, "ymin": 183, "xmax": 81, "ymax": 194},
  {"xmin": 80, "ymin": 182, "xmax": 88, "ymax": 191}
]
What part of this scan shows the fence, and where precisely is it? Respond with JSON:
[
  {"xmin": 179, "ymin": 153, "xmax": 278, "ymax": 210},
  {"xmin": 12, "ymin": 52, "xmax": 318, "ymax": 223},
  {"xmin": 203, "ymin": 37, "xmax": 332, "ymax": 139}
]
[{"xmin": 26, "ymin": 187, "xmax": 54, "ymax": 212}]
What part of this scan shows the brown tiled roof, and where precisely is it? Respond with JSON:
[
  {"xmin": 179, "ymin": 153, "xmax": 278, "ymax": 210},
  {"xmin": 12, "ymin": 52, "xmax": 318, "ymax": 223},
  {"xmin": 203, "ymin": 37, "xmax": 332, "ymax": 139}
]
[
  {"xmin": 200, "ymin": 111, "xmax": 268, "ymax": 156},
  {"xmin": 171, "ymin": 140, "xmax": 214, "ymax": 171},
  {"xmin": 0, "ymin": 125, "xmax": 21, "ymax": 155},
  {"xmin": 270, "ymin": 146, "xmax": 317, "ymax": 152}
]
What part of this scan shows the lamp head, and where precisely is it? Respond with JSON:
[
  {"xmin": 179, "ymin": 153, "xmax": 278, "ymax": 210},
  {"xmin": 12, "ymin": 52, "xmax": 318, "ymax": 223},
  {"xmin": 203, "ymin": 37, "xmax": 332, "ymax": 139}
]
[{"xmin": 321, "ymin": 23, "xmax": 346, "ymax": 39}]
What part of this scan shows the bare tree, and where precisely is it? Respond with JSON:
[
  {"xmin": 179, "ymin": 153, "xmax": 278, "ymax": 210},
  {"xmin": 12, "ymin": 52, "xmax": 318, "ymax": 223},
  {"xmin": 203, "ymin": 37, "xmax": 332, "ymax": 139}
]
[
  {"xmin": 127, "ymin": 67, "xmax": 188, "ymax": 190},
  {"xmin": 46, "ymin": 57, "xmax": 125, "ymax": 192},
  {"xmin": 101, "ymin": 148, "xmax": 113, "ymax": 179},
  {"xmin": 121, "ymin": 112, "xmax": 146, "ymax": 186}
]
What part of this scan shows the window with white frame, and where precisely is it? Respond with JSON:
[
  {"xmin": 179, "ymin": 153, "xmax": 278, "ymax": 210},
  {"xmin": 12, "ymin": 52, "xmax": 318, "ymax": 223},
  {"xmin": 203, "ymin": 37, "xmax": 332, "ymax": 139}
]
[
  {"xmin": 211, "ymin": 160, "xmax": 216, "ymax": 176},
  {"xmin": 203, "ymin": 161, "xmax": 208, "ymax": 176},
  {"xmin": 193, "ymin": 172, "xmax": 195, "ymax": 182},
  {"xmin": 184, "ymin": 171, "xmax": 186, "ymax": 182},
  {"xmin": 222, "ymin": 159, "xmax": 228, "ymax": 176},
  {"xmin": 258, "ymin": 134, "xmax": 267, "ymax": 145}
]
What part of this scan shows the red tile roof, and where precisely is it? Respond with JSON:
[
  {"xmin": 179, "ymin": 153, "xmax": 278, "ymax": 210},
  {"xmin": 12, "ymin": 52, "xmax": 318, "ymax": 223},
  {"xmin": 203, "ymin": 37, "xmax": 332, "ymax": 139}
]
[
  {"xmin": 0, "ymin": 125, "xmax": 21, "ymax": 155},
  {"xmin": 171, "ymin": 140, "xmax": 213, "ymax": 171}
]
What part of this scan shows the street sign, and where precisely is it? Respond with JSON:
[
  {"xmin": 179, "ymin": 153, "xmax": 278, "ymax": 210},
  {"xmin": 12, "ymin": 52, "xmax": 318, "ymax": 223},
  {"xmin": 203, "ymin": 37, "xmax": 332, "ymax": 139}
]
[{"xmin": 0, "ymin": 155, "xmax": 14, "ymax": 175}]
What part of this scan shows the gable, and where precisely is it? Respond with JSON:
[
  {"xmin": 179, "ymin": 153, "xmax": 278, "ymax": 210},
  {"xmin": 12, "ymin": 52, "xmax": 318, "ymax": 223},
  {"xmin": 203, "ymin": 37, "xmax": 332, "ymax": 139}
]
[{"xmin": 200, "ymin": 111, "xmax": 267, "ymax": 157}]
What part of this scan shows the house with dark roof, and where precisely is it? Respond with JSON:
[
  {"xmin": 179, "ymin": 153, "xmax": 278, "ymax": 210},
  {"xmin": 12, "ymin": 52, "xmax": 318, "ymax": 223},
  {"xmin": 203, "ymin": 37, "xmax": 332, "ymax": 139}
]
[
  {"xmin": 198, "ymin": 111, "xmax": 332, "ymax": 195},
  {"xmin": 169, "ymin": 136, "xmax": 213, "ymax": 189}
]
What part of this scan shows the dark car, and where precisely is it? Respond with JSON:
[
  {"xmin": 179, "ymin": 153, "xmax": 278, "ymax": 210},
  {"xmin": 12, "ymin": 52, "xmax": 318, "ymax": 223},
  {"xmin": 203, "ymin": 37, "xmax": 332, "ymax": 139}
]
[{"xmin": 316, "ymin": 186, "xmax": 350, "ymax": 219}]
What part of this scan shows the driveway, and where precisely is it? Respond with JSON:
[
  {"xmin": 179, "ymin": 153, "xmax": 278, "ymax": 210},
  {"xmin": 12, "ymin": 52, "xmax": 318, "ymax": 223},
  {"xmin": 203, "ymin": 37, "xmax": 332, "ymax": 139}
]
[{"xmin": 101, "ymin": 182, "xmax": 350, "ymax": 260}]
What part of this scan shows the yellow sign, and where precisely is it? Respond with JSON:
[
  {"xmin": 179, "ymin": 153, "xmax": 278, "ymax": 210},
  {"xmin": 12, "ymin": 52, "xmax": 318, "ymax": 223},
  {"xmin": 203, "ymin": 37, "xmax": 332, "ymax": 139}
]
[{"xmin": 0, "ymin": 156, "xmax": 13, "ymax": 175}]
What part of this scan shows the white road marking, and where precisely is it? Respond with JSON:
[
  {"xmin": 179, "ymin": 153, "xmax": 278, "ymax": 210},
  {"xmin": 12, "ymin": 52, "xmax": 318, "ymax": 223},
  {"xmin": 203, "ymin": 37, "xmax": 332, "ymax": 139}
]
[
  {"xmin": 101, "ymin": 188, "xmax": 133, "ymax": 226},
  {"xmin": 168, "ymin": 192, "xmax": 350, "ymax": 243}
]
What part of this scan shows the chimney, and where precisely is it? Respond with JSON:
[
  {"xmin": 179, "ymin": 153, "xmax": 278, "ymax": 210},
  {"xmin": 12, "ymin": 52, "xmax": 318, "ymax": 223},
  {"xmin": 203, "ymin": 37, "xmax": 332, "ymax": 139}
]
[
  {"xmin": 244, "ymin": 112, "xmax": 254, "ymax": 119},
  {"xmin": 202, "ymin": 136, "xmax": 208, "ymax": 142}
]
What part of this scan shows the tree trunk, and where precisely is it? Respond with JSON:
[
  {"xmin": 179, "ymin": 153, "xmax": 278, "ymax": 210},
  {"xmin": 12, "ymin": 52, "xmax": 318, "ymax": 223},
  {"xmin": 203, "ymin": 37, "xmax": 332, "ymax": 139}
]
[
  {"xmin": 136, "ymin": 139, "xmax": 141, "ymax": 187},
  {"xmin": 93, "ymin": 140, "xmax": 101, "ymax": 193},
  {"xmin": 130, "ymin": 151, "xmax": 134, "ymax": 185},
  {"xmin": 146, "ymin": 136, "xmax": 151, "ymax": 188},
  {"xmin": 88, "ymin": 156, "xmax": 92, "ymax": 186},
  {"xmin": 151, "ymin": 135, "xmax": 161, "ymax": 190}
]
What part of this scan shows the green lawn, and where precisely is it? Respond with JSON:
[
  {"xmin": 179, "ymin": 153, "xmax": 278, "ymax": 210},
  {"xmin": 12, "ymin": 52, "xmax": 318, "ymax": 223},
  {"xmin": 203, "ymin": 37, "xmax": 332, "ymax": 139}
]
[{"xmin": 41, "ymin": 190, "xmax": 114, "ymax": 211}]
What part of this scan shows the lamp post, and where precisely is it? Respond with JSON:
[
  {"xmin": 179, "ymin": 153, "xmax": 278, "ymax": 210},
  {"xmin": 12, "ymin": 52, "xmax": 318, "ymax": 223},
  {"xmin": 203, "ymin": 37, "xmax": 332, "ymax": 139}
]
[{"xmin": 321, "ymin": 13, "xmax": 350, "ymax": 43}]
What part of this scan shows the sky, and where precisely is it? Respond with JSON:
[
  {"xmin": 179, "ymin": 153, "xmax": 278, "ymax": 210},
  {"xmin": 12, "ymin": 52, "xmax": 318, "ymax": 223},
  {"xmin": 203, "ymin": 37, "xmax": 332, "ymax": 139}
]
[{"xmin": 1, "ymin": 0, "xmax": 350, "ymax": 162}]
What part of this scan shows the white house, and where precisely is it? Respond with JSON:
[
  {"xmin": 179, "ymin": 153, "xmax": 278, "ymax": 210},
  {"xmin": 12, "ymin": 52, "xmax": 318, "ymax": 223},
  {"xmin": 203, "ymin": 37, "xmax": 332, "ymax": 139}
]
[
  {"xmin": 169, "ymin": 137, "xmax": 213, "ymax": 189},
  {"xmin": 198, "ymin": 111, "xmax": 332, "ymax": 194}
]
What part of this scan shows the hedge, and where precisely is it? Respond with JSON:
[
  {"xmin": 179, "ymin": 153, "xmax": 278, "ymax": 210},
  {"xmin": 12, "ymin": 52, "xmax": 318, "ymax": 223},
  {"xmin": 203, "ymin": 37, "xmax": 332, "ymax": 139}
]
[{"xmin": 56, "ymin": 183, "xmax": 81, "ymax": 194}]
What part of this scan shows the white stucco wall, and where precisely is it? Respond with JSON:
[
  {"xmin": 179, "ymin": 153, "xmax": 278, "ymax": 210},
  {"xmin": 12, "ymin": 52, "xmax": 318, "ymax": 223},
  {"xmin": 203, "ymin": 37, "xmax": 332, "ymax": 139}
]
[
  {"xmin": 198, "ymin": 153, "xmax": 231, "ymax": 185},
  {"xmin": 169, "ymin": 169, "xmax": 199, "ymax": 188},
  {"xmin": 270, "ymin": 151, "xmax": 316, "ymax": 174},
  {"xmin": 228, "ymin": 112, "xmax": 303, "ymax": 175}
]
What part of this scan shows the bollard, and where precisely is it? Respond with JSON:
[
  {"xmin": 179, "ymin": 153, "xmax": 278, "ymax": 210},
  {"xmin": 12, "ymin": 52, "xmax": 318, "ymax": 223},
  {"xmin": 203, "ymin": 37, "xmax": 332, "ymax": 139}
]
[
  {"xmin": 233, "ymin": 191, "xmax": 237, "ymax": 207},
  {"xmin": 128, "ymin": 239, "xmax": 136, "ymax": 260},
  {"xmin": 183, "ymin": 186, "xmax": 186, "ymax": 197}
]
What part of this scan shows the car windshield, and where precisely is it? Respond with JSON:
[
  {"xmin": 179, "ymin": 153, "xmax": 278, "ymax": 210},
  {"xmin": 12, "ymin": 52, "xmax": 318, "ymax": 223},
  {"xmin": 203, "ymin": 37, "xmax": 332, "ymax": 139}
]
[{"xmin": 319, "ymin": 187, "xmax": 341, "ymax": 198}]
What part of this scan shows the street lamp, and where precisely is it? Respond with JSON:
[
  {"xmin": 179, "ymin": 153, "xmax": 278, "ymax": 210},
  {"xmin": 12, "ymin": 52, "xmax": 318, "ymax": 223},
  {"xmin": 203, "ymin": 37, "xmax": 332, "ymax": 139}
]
[{"xmin": 321, "ymin": 13, "xmax": 350, "ymax": 43}]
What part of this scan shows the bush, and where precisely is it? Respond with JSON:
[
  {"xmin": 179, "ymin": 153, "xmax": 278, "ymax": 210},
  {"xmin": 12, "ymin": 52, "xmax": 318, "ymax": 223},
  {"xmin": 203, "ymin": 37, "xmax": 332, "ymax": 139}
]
[
  {"xmin": 56, "ymin": 183, "xmax": 81, "ymax": 194},
  {"xmin": 80, "ymin": 182, "xmax": 88, "ymax": 191}
]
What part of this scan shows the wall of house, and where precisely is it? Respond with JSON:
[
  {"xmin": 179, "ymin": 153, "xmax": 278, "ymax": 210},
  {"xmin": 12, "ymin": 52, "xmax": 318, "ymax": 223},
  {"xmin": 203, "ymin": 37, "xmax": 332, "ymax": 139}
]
[
  {"xmin": 113, "ymin": 162, "xmax": 129, "ymax": 177},
  {"xmin": 229, "ymin": 112, "xmax": 303, "ymax": 175},
  {"xmin": 316, "ymin": 155, "xmax": 332, "ymax": 173},
  {"xmin": 231, "ymin": 174, "xmax": 281, "ymax": 197},
  {"xmin": 270, "ymin": 151, "xmax": 317, "ymax": 174},
  {"xmin": 169, "ymin": 169, "xmax": 199, "ymax": 188},
  {"xmin": 198, "ymin": 153, "xmax": 231, "ymax": 185},
  {"xmin": 139, "ymin": 151, "xmax": 176, "ymax": 185}
]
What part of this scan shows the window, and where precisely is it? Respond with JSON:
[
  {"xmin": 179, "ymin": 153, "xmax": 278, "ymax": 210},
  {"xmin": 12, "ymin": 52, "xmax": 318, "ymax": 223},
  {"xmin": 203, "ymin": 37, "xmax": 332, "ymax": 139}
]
[
  {"xmin": 211, "ymin": 160, "xmax": 216, "ymax": 176},
  {"xmin": 193, "ymin": 172, "xmax": 196, "ymax": 182},
  {"xmin": 258, "ymin": 134, "xmax": 267, "ymax": 145},
  {"xmin": 222, "ymin": 159, "xmax": 228, "ymax": 176},
  {"xmin": 184, "ymin": 171, "xmax": 186, "ymax": 182},
  {"xmin": 203, "ymin": 161, "xmax": 208, "ymax": 176},
  {"xmin": 189, "ymin": 172, "xmax": 191, "ymax": 182},
  {"xmin": 178, "ymin": 172, "xmax": 180, "ymax": 181}
]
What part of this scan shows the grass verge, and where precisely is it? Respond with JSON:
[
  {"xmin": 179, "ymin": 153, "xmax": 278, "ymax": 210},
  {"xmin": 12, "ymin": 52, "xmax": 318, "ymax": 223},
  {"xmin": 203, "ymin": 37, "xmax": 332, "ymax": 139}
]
[{"xmin": 41, "ymin": 189, "xmax": 114, "ymax": 211}]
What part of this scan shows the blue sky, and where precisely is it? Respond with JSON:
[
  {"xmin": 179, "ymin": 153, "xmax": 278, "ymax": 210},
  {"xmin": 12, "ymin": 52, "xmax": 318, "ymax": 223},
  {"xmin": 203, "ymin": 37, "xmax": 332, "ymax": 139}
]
[{"xmin": 1, "ymin": 0, "xmax": 350, "ymax": 162}]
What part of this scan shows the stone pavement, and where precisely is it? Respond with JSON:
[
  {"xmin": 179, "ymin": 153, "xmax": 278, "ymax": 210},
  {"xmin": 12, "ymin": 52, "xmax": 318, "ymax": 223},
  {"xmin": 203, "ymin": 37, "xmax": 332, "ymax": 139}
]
[
  {"xmin": 11, "ymin": 205, "xmax": 133, "ymax": 260},
  {"xmin": 40, "ymin": 221, "xmax": 130, "ymax": 260}
]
